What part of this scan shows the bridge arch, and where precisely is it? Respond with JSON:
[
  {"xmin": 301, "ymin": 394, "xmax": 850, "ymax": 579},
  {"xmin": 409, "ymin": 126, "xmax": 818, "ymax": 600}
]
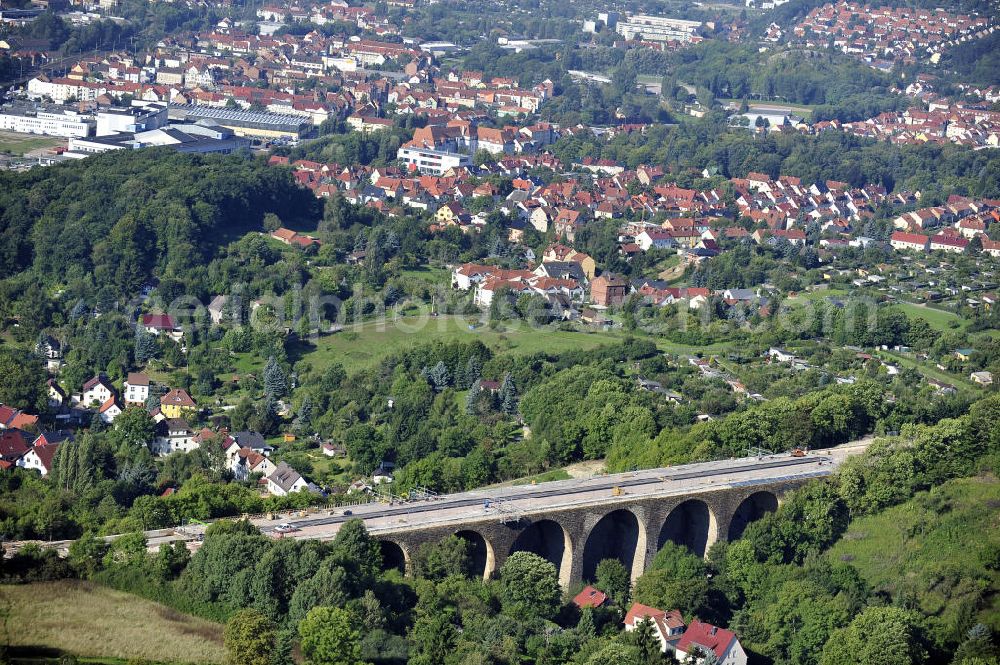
[
  {"xmin": 582, "ymin": 508, "xmax": 646, "ymax": 582},
  {"xmin": 378, "ymin": 539, "xmax": 408, "ymax": 574},
  {"xmin": 658, "ymin": 499, "xmax": 716, "ymax": 557},
  {"xmin": 455, "ymin": 529, "xmax": 495, "ymax": 580},
  {"xmin": 510, "ymin": 519, "xmax": 574, "ymax": 588},
  {"xmin": 727, "ymin": 491, "xmax": 779, "ymax": 541}
]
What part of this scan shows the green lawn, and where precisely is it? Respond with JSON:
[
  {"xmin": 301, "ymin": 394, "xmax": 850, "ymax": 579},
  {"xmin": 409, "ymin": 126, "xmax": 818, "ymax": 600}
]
[
  {"xmin": 786, "ymin": 288, "xmax": 850, "ymax": 303},
  {"xmin": 892, "ymin": 302, "xmax": 963, "ymax": 332},
  {"xmin": 826, "ymin": 475, "xmax": 1000, "ymax": 633},
  {"xmin": 400, "ymin": 266, "xmax": 451, "ymax": 286},
  {"xmin": 290, "ymin": 316, "xmax": 628, "ymax": 373},
  {"xmin": 0, "ymin": 580, "xmax": 225, "ymax": 663},
  {"xmin": 0, "ymin": 131, "xmax": 63, "ymax": 155}
]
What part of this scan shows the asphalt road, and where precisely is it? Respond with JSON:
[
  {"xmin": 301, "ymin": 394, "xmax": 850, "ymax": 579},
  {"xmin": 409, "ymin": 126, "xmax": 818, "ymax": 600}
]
[
  {"xmin": 258, "ymin": 446, "xmax": 864, "ymax": 541},
  {"xmin": 270, "ymin": 454, "xmax": 828, "ymax": 534}
]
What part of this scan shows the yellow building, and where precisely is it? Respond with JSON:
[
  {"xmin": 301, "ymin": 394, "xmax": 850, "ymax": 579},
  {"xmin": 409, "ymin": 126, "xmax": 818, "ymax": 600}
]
[{"xmin": 160, "ymin": 388, "xmax": 196, "ymax": 419}]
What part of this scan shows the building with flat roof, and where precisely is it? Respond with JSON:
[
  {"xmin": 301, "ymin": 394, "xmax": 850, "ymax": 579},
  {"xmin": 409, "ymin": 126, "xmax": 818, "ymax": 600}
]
[
  {"xmin": 419, "ymin": 41, "xmax": 462, "ymax": 55},
  {"xmin": 168, "ymin": 104, "xmax": 309, "ymax": 139},
  {"xmin": 397, "ymin": 145, "xmax": 471, "ymax": 175},
  {"xmin": 67, "ymin": 121, "xmax": 251, "ymax": 157},
  {"xmin": 615, "ymin": 14, "xmax": 702, "ymax": 42},
  {"xmin": 96, "ymin": 104, "xmax": 169, "ymax": 136},
  {"xmin": 0, "ymin": 104, "xmax": 94, "ymax": 138}
]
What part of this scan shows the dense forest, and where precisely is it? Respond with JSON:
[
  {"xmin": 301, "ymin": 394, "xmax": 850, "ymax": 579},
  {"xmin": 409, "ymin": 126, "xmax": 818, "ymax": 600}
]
[
  {"xmin": 937, "ymin": 30, "xmax": 1000, "ymax": 87},
  {"xmin": 0, "ymin": 150, "xmax": 319, "ymax": 319}
]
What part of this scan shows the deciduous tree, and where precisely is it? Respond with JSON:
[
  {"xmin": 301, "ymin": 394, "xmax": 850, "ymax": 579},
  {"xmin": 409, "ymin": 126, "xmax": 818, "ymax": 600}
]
[
  {"xmin": 298, "ymin": 606, "xmax": 367, "ymax": 665},
  {"xmin": 499, "ymin": 551, "xmax": 561, "ymax": 621},
  {"xmin": 224, "ymin": 609, "xmax": 277, "ymax": 665}
]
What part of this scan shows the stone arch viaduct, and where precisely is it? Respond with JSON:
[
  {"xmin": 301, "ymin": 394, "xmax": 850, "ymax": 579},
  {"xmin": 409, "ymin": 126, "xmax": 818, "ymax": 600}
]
[{"xmin": 370, "ymin": 478, "xmax": 798, "ymax": 587}]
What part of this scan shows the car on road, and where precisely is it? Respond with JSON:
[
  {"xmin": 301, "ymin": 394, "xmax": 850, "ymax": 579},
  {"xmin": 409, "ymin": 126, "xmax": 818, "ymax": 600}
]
[{"xmin": 274, "ymin": 523, "xmax": 299, "ymax": 533}]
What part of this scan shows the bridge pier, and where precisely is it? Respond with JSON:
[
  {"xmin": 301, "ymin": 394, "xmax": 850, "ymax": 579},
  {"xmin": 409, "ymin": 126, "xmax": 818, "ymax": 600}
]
[
  {"xmin": 366, "ymin": 477, "xmax": 809, "ymax": 588},
  {"xmin": 630, "ymin": 504, "xmax": 651, "ymax": 581}
]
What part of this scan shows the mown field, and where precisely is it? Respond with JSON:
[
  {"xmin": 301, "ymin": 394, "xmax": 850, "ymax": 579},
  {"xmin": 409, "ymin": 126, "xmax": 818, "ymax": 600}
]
[
  {"xmin": 892, "ymin": 301, "xmax": 964, "ymax": 331},
  {"xmin": 0, "ymin": 581, "xmax": 225, "ymax": 663}
]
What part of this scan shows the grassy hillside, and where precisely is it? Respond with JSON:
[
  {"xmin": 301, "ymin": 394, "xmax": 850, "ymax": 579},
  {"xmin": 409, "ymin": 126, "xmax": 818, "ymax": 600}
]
[
  {"xmin": 289, "ymin": 316, "xmax": 623, "ymax": 373},
  {"xmin": 827, "ymin": 474, "xmax": 1000, "ymax": 644},
  {"xmin": 285, "ymin": 315, "xmax": 736, "ymax": 374},
  {"xmin": 0, "ymin": 581, "xmax": 225, "ymax": 663}
]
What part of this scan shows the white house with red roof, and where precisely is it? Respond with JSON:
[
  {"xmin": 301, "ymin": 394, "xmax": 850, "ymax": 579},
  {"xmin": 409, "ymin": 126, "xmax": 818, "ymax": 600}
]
[
  {"xmin": 452, "ymin": 263, "xmax": 497, "ymax": 290},
  {"xmin": 233, "ymin": 447, "xmax": 277, "ymax": 481},
  {"xmin": 982, "ymin": 237, "xmax": 1000, "ymax": 258},
  {"xmin": 674, "ymin": 619, "xmax": 746, "ymax": 665},
  {"xmin": 18, "ymin": 442, "xmax": 60, "ymax": 476},
  {"xmin": 890, "ymin": 231, "xmax": 929, "ymax": 252},
  {"xmin": 623, "ymin": 603, "xmax": 687, "ymax": 653},
  {"xmin": 142, "ymin": 313, "xmax": 183, "ymax": 341},
  {"xmin": 98, "ymin": 397, "xmax": 124, "ymax": 424},
  {"xmin": 929, "ymin": 233, "xmax": 969, "ymax": 254},
  {"xmin": 636, "ymin": 228, "xmax": 676, "ymax": 252}
]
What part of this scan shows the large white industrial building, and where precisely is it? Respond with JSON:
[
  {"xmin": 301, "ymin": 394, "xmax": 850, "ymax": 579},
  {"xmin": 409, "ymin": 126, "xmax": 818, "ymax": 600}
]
[
  {"xmin": 615, "ymin": 15, "xmax": 702, "ymax": 42},
  {"xmin": 0, "ymin": 105, "xmax": 94, "ymax": 138}
]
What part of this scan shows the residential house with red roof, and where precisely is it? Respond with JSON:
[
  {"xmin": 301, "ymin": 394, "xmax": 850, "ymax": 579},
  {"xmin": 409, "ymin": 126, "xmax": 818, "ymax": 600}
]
[
  {"xmin": 233, "ymin": 447, "xmax": 277, "ymax": 481},
  {"xmin": 452, "ymin": 263, "xmax": 498, "ymax": 291},
  {"xmin": 0, "ymin": 404, "xmax": 38, "ymax": 430},
  {"xmin": 982, "ymin": 237, "xmax": 1000, "ymax": 259},
  {"xmin": 572, "ymin": 586, "xmax": 608, "ymax": 609},
  {"xmin": 636, "ymin": 228, "xmax": 676, "ymax": 252},
  {"xmin": 142, "ymin": 313, "xmax": 183, "ymax": 342},
  {"xmin": 18, "ymin": 441, "xmax": 60, "ymax": 476},
  {"xmin": 890, "ymin": 231, "xmax": 930, "ymax": 252},
  {"xmin": 98, "ymin": 397, "xmax": 124, "ymax": 424},
  {"xmin": 929, "ymin": 233, "xmax": 969, "ymax": 254},
  {"xmin": 553, "ymin": 208, "xmax": 583, "ymax": 242},
  {"xmin": 0, "ymin": 430, "xmax": 31, "ymax": 464},
  {"xmin": 623, "ymin": 603, "xmax": 687, "ymax": 653},
  {"xmin": 674, "ymin": 620, "xmax": 746, "ymax": 664},
  {"xmin": 270, "ymin": 227, "xmax": 321, "ymax": 248}
]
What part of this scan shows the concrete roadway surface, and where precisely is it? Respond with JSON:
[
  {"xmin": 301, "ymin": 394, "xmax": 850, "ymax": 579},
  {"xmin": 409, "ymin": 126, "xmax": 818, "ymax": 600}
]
[{"xmin": 255, "ymin": 439, "xmax": 871, "ymax": 543}]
